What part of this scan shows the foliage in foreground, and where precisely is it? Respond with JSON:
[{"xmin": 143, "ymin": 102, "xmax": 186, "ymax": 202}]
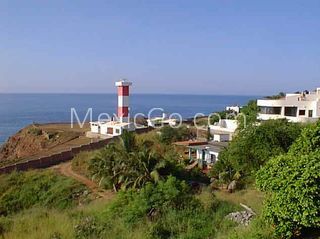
[
  {"xmin": 80, "ymin": 177, "xmax": 242, "ymax": 239},
  {"xmin": 211, "ymin": 119, "xmax": 303, "ymax": 185},
  {"xmin": 89, "ymin": 130, "xmax": 208, "ymax": 191},
  {"xmin": 0, "ymin": 170, "xmax": 87, "ymax": 216},
  {"xmin": 0, "ymin": 179, "xmax": 271, "ymax": 239},
  {"xmin": 257, "ymin": 121, "xmax": 320, "ymax": 238}
]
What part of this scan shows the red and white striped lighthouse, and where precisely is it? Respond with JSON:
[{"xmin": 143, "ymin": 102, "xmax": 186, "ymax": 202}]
[{"xmin": 115, "ymin": 79, "xmax": 132, "ymax": 123}]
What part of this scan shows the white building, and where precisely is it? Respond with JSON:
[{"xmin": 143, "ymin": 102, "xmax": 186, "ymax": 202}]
[
  {"xmin": 89, "ymin": 79, "xmax": 135, "ymax": 137},
  {"xmin": 226, "ymin": 105, "xmax": 241, "ymax": 114},
  {"xmin": 147, "ymin": 113, "xmax": 178, "ymax": 128},
  {"xmin": 209, "ymin": 119, "xmax": 238, "ymax": 142},
  {"xmin": 188, "ymin": 142, "xmax": 228, "ymax": 169},
  {"xmin": 257, "ymin": 88, "xmax": 320, "ymax": 123},
  {"xmin": 90, "ymin": 120, "xmax": 135, "ymax": 137}
]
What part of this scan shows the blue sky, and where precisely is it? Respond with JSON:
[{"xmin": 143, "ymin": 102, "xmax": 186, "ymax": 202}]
[{"xmin": 1, "ymin": 0, "xmax": 319, "ymax": 95}]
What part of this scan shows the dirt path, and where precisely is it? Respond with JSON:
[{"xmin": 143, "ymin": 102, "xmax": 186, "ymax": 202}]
[{"xmin": 54, "ymin": 162, "xmax": 114, "ymax": 200}]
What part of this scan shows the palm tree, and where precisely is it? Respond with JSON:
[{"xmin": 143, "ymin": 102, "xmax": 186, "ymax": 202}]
[
  {"xmin": 119, "ymin": 130, "xmax": 136, "ymax": 153},
  {"xmin": 89, "ymin": 131, "xmax": 169, "ymax": 191}
]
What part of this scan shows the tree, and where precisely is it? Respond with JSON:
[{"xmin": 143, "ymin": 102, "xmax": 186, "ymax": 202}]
[
  {"xmin": 288, "ymin": 121, "xmax": 320, "ymax": 155},
  {"xmin": 119, "ymin": 130, "xmax": 137, "ymax": 153},
  {"xmin": 89, "ymin": 131, "xmax": 172, "ymax": 191},
  {"xmin": 237, "ymin": 100, "xmax": 259, "ymax": 129},
  {"xmin": 256, "ymin": 153, "xmax": 320, "ymax": 238},
  {"xmin": 265, "ymin": 92, "xmax": 286, "ymax": 100},
  {"xmin": 210, "ymin": 119, "xmax": 303, "ymax": 184},
  {"xmin": 256, "ymin": 121, "xmax": 320, "ymax": 237}
]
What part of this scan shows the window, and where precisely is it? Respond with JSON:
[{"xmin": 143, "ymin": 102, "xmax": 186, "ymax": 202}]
[
  {"xmin": 309, "ymin": 110, "xmax": 313, "ymax": 118},
  {"xmin": 107, "ymin": 127, "xmax": 113, "ymax": 134},
  {"xmin": 259, "ymin": 106, "xmax": 282, "ymax": 115},
  {"xmin": 284, "ymin": 107, "xmax": 297, "ymax": 117},
  {"xmin": 115, "ymin": 129, "xmax": 120, "ymax": 134},
  {"xmin": 299, "ymin": 110, "xmax": 306, "ymax": 116}
]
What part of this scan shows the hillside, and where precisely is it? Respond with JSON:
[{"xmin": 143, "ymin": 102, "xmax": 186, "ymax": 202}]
[{"xmin": 0, "ymin": 123, "xmax": 90, "ymax": 167}]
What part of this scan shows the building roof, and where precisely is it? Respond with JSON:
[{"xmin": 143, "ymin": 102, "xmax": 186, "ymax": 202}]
[
  {"xmin": 188, "ymin": 141, "xmax": 228, "ymax": 153},
  {"xmin": 90, "ymin": 121, "xmax": 132, "ymax": 127},
  {"xmin": 173, "ymin": 140, "xmax": 208, "ymax": 147}
]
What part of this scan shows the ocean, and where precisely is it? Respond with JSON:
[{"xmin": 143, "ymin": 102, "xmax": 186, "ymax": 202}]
[{"xmin": 0, "ymin": 94, "xmax": 257, "ymax": 144}]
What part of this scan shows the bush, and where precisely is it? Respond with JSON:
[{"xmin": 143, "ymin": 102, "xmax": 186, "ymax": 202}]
[
  {"xmin": 211, "ymin": 119, "xmax": 303, "ymax": 184},
  {"xmin": 28, "ymin": 126, "xmax": 42, "ymax": 136},
  {"xmin": 159, "ymin": 125, "xmax": 192, "ymax": 144},
  {"xmin": 256, "ymin": 153, "xmax": 320, "ymax": 237},
  {"xmin": 256, "ymin": 122, "xmax": 320, "ymax": 237},
  {"xmin": 97, "ymin": 177, "xmax": 239, "ymax": 239},
  {"xmin": 107, "ymin": 176, "xmax": 196, "ymax": 225}
]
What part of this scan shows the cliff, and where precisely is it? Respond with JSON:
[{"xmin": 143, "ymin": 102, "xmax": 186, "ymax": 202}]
[{"xmin": 0, "ymin": 123, "xmax": 90, "ymax": 167}]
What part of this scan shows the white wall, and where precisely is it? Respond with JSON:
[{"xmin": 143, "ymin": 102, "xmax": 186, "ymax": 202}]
[
  {"xmin": 196, "ymin": 149, "xmax": 219, "ymax": 163},
  {"xmin": 213, "ymin": 134, "xmax": 230, "ymax": 142},
  {"xmin": 90, "ymin": 123, "xmax": 100, "ymax": 134},
  {"xmin": 257, "ymin": 94, "xmax": 320, "ymax": 122}
]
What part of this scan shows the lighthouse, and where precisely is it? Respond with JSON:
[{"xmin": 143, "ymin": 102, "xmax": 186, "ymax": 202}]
[
  {"xmin": 88, "ymin": 79, "xmax": 136, "ymax": 138},
  {"xmin": 115, "ymin": 79, "xmax": 132, "ymax": 123}
]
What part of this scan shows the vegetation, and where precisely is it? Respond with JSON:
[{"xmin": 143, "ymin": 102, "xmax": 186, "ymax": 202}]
[
  {"xmin": 89, "ymin": 131, "xmax": 172, "ymax": 191},
  {"xmin": 265, "ymin": 92, "xmax": 286, "ymax": 100},
  {"xmin": 88, "ymin": 130, "xmax": 209, "ymax": 191},
  {"xmin": 256, "ymin": 122, "xmax": 320, "ymax": 238},
  {"xmin": 2, "ymin": 117, "xmax": 320, "ymax": 239},
  {"xmin": 0, "ymin": 185, "xmax": 271, "ymax": 239},
  {"xmin": 0, "ymin": 170, "xmax": 88, "ymax": 216},
  {"xmin": 208, "ymin": 110, "xmax": 236, "ymax": 125},
  {"xmin": 211, "ymin": 119, "xmax": 303, "ymax": 185},
  {"xmin": 238, "ymin": 100, "xmax": 259, "ymax": 128},
  {"xmin": 159, "ymin": 125, "xmax": 193, "ymax": 144}
]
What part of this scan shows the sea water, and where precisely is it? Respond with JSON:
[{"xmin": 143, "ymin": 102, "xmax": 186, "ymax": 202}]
[{"xmin": 0, "ymin": 94, "xmax": 257, "ymax": 144}]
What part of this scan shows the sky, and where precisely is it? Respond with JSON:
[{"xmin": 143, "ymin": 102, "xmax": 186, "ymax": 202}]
[{"xmin": 0, "ymin": 0, "xmax": 320, "ymax": 95}]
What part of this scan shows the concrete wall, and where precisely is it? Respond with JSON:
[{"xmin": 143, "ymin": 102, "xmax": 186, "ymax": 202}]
[{"xmin": 0, "ymin": 127, "xmax": 152, "ymax": 174}]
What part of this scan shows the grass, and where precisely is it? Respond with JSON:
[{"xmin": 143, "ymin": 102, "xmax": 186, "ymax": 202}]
[
  {"xmin": 0, "ymin": 169, "xmax": 90, "ymax": 216},
  {"xmin": 71, "ymin": 151, "xmax": 97, "ymax": 178},
  {"xmin": 0, "ymin": 129, "xmax": 275, "ymax": 238},
  {"xmin": 2, "ymin": 208, "xmax": 75, "ymax": 239},
  {"xmin": 213, "ymin": 188, "xmax": 274, "ymax": 239},
  {"xmin": 214, "ymin": 188, "xmax": 265, "ymax": 214},
  {"xmin": 0, "ymin": 179, "xmax": 273, "ymax": 239}
]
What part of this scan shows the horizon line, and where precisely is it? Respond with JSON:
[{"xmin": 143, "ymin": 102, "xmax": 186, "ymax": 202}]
[{"xmin": 0, "ymin": 92, "xmax": 262, "ymax": 97}]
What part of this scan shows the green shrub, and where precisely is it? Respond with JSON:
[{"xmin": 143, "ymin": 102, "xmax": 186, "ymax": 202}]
[
  {"xmin": 159, "ymin": 125, "xmax": 192, "ymax": 144},
  {"xmin": 256, "ymin": 153, "xmax": 320, "ymax": 238},
  {"xmin": 28, "ymin": 127, "xmax": 42, "ymax": 136},
  {"xmin": 211, "ymin": 119, "xmax": 303, "ymax": 184},
  {"xmin": 107, "ymin": 176, "xmax": 196, "ymax": 225},
  {"xmin": 256, "ymin": 121, "xmax": 320, "ymax": 238},
  {"xmin": 238, "ymin": 100, "xmax": 259, "ymax": 129}
]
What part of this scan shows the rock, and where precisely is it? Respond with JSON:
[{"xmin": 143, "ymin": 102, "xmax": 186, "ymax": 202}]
[{"xmin": 225, "ymin": 204, "xmax": 255, "ymax": 226}]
